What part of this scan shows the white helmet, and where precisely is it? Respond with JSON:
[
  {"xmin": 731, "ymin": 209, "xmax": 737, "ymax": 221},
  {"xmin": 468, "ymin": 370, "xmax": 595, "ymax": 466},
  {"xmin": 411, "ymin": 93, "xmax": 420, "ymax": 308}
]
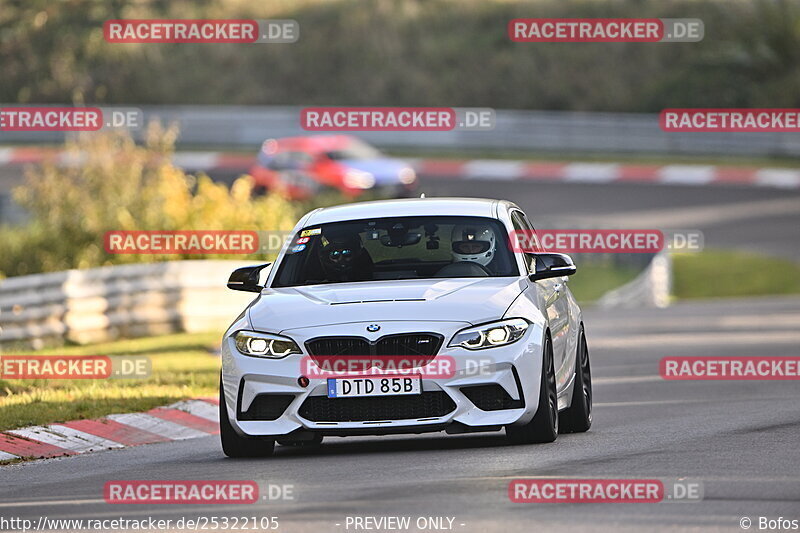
[{"xmin": 451, "ymin": 225, "xmax": 496, "ymax": 267}]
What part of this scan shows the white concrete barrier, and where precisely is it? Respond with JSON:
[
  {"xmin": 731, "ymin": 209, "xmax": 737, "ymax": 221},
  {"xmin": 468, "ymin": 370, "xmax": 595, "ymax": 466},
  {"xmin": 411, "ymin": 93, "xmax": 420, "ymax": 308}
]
[
  {"xmin": 596, "ymin": 252, "xmax": 672, "ymax": 309},
  {"xmin": 0, "ymin": 260, "xmax": 259, "ymax": 348}
]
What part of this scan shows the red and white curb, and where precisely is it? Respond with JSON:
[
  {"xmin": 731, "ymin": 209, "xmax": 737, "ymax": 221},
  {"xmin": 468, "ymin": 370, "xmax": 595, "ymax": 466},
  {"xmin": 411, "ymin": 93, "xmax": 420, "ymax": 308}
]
[
  {"xmin": 0, "ymin": 397, "xmax": 219, "ymax": 463},
  {"xmin": 1, "ymin": 147, "xmax": 798, "ymax": 189},
  {"xmin": 410, "ymin": 159, "xmax": 800, "ymax": 189}
]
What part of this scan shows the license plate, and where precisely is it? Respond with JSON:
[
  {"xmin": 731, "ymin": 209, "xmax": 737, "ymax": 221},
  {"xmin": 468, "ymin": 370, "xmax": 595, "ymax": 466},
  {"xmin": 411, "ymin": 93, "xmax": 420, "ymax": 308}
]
[{"xmin": 327, "ymin": 376, "xmax": 421, "ymax": 398}]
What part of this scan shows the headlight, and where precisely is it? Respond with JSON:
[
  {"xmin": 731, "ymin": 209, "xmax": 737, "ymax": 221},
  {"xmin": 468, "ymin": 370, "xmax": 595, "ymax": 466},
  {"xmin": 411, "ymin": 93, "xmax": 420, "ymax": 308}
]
[
  {"xmin": 343, "ymin": 169, "xmax": 375, "ymax": 189},
  {"xmin": 448, "ymin": 318, "xmax": 529, "ymax": 350},
  {"xmin": 234, "ymin": 330, "xmax": 301, "ymax": 358},
  {"xmin": 398, "ymin": 167, "xmax": 416, "ymax": 184}
]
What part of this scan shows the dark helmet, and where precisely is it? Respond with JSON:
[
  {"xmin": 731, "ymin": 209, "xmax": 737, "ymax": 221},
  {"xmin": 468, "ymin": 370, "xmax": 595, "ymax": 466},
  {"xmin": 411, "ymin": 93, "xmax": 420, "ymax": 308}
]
[{"xmin": 320, "ymin": 234, "xmax": 362, "ymax": 275}]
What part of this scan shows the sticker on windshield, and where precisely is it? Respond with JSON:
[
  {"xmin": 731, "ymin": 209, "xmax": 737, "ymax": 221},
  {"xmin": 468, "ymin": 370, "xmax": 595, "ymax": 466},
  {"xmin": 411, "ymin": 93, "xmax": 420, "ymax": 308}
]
[
  {"xmin": 300, "ymin": 228, "xmax": 321, "ymax": 237},
  {"xmin": 296, "ymin": 237, "xmax": 310, "ymax": 244}
]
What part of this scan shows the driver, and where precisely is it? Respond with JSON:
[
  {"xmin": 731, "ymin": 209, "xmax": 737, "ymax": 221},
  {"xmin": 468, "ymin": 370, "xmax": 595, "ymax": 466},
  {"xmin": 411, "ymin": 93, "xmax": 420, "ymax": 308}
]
[
  {"xmin": 451, "ymin": 224, "xmax": 496, "ymax": 268},
  {"xmin": 319, "ymin": 233, "xmax": 372, "ymax": 282}
]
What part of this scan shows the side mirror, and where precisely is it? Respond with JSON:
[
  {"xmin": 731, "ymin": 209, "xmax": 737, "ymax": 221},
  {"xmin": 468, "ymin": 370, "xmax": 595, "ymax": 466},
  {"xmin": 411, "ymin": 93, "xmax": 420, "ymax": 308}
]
[
  {"xmin": 528, "ymin": 253, "xmax": 577, "ymax": 281},
  {"xmin": 227, "ymin": 263, "xmax": 271, "ymax": 293}
]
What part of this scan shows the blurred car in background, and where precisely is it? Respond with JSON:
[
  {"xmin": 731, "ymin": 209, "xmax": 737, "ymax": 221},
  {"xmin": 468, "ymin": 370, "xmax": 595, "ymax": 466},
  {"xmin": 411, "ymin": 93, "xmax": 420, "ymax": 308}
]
[{"xmin": 250, "ymin": 135, "xmax": 418, "ymax": 199}]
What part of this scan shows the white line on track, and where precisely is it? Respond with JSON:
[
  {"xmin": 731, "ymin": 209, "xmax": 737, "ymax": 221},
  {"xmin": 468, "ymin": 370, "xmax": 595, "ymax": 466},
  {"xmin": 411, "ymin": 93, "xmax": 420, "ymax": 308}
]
[
  {"xmin": 560, "ymin": 196, "xmax": 800, "ymax": 229},
  {"xmin": 591, "ymin": 331, "xmax": 800, "ymax": 349},
  {"xmin": 0, "ymin": 499, "xmax": 106, "ymax": 508},
  {"xmin": 592, "ymin": 376, "xmax": 662, "ymax": 385}
]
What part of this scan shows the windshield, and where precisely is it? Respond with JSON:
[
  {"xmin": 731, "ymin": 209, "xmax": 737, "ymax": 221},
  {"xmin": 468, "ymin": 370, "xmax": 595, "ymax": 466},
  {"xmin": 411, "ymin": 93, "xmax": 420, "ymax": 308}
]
[
  {"xmin": 325, "ymin": 139, "xmax": 383, "ymax": 160},
  {"xmin": 272, "ymin": 216, "xmax": 518, "ymax": 287}
]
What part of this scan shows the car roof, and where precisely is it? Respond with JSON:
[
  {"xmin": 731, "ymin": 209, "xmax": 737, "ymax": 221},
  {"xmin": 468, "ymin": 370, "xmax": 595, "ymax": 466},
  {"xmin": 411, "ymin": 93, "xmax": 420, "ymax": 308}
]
[
  {"xmin": 271, "ymin": 135, "xmax": 357, "ymax": 151},
  {"xmin": 304, "ymin": 197, "xmax": 515, "ymax": 226}
]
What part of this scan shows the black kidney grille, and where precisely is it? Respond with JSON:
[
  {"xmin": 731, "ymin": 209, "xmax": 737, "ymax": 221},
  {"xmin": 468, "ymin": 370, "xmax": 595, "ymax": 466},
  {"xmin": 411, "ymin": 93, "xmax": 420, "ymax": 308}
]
[
  {"xmin": 298, "ymin": 391, "xmax": 456, "ymax": 422},
  {"xmin": 306, "ymin": 337, "xmax": 370, "ymax": 356},
  {"xmin": 375, "ymin": 334, "xmax": 442, "ymax": 356},
  {"xmin": 306, "ymin": 334, "xmax": 442, "ymax": 357}
]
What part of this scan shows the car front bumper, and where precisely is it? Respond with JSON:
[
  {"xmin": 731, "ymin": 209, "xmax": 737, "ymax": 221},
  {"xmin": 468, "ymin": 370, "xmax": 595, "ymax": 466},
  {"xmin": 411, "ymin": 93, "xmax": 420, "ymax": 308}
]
[{"xmin": 221, "ymin": 320, "xmax": 545, "ymax": 438}]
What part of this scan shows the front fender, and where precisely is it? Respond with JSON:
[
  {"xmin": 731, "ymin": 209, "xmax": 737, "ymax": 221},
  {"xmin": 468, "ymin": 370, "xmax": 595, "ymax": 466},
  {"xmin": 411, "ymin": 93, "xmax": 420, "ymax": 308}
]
[{"xmin": 504, "ymin": 285, "xmax": 549, "ymax": 425}]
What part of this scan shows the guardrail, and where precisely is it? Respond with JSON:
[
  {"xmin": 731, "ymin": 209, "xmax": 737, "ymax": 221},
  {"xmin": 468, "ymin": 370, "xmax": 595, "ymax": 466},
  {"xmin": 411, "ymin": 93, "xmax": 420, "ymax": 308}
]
[
  {"xmin": 596, "ymin": 252, "xmax": 672, "ymax": 309},
  {"xmin": 0, "ymin": 260, "xmax": 256, "ymax": 349},
  {"xmin": 1, "ymin": 106, "xmax": 799, "ymax": 157}
]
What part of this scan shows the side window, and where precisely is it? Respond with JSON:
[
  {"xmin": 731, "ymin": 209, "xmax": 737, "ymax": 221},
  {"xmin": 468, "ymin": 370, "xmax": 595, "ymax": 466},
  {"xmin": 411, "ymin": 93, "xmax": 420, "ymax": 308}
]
[
  {"xmin": 510, "ymin": 211, "xmax": 537, "ymax": 273},
  {"xmin": 519, "ymin": 212, "xmax": 537, "ymax": 237},
  {"xmin": 267, "ymin": 152, "xmax": 291, "ymax": 170},
  {"xmin": 268, "ymin": 151, "xmax": 312, "ymax": 170}
]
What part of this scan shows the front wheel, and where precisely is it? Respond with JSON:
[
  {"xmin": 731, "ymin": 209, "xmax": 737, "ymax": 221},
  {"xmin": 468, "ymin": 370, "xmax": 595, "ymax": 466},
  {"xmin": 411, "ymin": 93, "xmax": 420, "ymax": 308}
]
[
  {"xmin": 219, "ymin": 379, "xmax": 275, "ymax": 458},
  {"xmin": 560, "ymin": 325, "xmax": 592, "ymax": 433},
  {"xmin": 506, "ymin": 335, "xmax": 558, "ymax": 444}
]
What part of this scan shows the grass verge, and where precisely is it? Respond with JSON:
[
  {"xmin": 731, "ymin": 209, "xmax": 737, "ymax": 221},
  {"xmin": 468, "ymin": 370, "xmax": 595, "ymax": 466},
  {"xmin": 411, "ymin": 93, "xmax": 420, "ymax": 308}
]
[
  {"xmin": 673, "ymin": 250, "xmax": 800, "ymax": 299},
  {"xmin": 565, "ymin": 261, "xmax": 642, "ymax": 304},
  {"xmin": 0, "ymin": 332, "xmax": 223, "ymax": 432}
]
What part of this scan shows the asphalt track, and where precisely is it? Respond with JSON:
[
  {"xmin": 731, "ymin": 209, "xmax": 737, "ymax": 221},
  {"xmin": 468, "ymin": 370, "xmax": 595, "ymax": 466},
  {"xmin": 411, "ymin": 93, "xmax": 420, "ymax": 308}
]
[
  {"xmin": 1, "ymin": 296, "xmax": 798, "ymax": 532},
  {"xmin": 418, "ymin": 178, "xmax": 800, "ymax": 261},
  {"xmin": 1, "ymin": 173, "xmax": 799, "ymax": 532}
]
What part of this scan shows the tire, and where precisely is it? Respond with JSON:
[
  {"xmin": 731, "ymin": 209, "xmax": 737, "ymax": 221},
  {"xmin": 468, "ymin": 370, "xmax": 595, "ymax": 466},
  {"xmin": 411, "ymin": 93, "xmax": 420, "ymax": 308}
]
[
  {"xmin": 560, "ymin": 325, "xmax": 592, "ymax": 433},
  {"xmin": 506, "ymin": 334, "xmax": 558, "ymax": 444},
  {"xmin": 219, "ymin": 379, "xmax": 275, "ymax": 458},
  {"xmin": 251, "ymin": 184, "xmax": 268, "ymax": 196}
]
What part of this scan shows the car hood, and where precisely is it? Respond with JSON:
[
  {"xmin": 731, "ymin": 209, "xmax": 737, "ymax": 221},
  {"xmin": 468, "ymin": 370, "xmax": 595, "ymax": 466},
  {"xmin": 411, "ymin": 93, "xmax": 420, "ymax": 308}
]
[
  {"xmin": 339, "ymin": 159, "xmax": 410, "ymax": 183},
  {"xmin": 248, "ymin": 278, "xmax": 526, "ymax": 332}
]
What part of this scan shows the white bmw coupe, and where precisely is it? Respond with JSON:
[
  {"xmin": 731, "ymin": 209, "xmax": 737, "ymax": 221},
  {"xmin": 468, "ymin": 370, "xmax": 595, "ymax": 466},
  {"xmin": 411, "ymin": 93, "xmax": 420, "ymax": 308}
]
[{"xmin": 220, "ymin": 198, "xmax": 591, "ymax": 457}]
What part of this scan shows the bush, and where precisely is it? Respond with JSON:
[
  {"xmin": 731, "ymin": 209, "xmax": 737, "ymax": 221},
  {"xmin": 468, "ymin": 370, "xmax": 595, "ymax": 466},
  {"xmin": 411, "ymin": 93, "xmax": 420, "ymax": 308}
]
[
  {"xmin": 2, "ymin": 0, "xmax": 800, "ymax": 112},
  {"xmin": 0, "ymin": 124, "xmax": 300, "ymax": 277}
]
